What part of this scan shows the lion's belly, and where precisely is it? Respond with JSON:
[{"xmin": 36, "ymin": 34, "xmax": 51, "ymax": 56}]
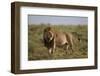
[{"xmin": 55, "ymin": 33, "xmax": 68, "ymax": 46}]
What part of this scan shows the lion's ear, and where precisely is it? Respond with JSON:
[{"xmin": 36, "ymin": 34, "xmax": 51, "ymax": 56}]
[
  {"xmin": 44, "ymin": 27, "xmax": 52, "ymax": 32},
  {"xmin": 48, "ymin": 27, "xmax": 51, "ymax": 30},
  {"xmin": 48, "ymin": 27, "xmax": 54, "ymax": 32},
  {"xmin": 45, "ymin": 27, "xmax": 52, "ymax": 31}
]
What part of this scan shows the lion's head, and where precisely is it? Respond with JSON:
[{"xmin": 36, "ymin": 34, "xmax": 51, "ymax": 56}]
[{"xmin": 43, "ymin": 27, "xmax": 54, "ymax": 43}]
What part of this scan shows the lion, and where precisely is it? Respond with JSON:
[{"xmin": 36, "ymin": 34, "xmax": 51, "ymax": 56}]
[{"xmin": 43, "ymin": 26, "xmax": 75, "ymax": 54}]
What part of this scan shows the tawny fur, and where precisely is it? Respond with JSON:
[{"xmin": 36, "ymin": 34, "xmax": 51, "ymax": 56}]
[{"xmin": 43, "ymin": 27, "xmax": 73, "ymax": 54}]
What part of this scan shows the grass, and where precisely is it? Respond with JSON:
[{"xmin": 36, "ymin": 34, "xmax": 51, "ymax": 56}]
[{"xmin": 28, "ymin": 24, "xmax": 88, "ymax": 60}]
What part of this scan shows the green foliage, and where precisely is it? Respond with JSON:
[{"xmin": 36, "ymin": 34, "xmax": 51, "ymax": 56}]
[{"xmin": 28, "ymin": 24, "xmax": 88, "ymax": 60}]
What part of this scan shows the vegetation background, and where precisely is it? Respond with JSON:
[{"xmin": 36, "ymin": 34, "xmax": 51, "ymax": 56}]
[{"xmin": 28, "ymin": 24, "xmax": 88, "ymax": 60}]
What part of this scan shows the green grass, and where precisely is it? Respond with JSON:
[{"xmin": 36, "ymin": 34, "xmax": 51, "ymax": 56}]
[{"xmin": 28, "ymin": 24, "xmax": 88, "ymax": 60}]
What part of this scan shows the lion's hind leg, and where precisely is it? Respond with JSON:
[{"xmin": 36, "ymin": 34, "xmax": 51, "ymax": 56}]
[
  {"xmin": 64, "ymin": 43, "xmax": 74, "ymax": 55},
  {"xmin": 63, "ymin": 43, "xmax": 70, "ymax": 54}
]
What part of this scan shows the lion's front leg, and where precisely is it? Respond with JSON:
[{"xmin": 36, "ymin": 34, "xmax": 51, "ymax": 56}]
[
  {"xmin": 48, "ymin": 48, "xmax": 53, "ymax": 54},
  {"xmin": 52, "ymin": 43, "xmax": 56, "ymax": 53},
  {"xmin": 48, "ymin": 44, "xmax": 56, "ymax": 54}
]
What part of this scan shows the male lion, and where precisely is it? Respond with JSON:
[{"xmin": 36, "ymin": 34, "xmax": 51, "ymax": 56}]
[{"xmin": 43, "ymin": 27, "xmax": 74, "ymax": 54}]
